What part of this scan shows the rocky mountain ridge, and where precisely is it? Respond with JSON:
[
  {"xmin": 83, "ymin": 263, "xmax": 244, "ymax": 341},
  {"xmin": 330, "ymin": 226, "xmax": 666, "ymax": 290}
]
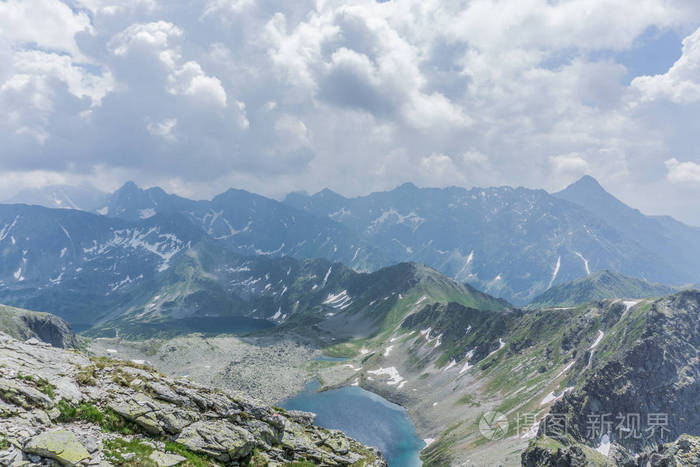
[
  {"xmin": 285, "ymin": 178, "xmax": 696, "ymax": 305},
  {"xmin": 0, "ymin": 331, "xmax": 386, "ymax": 466},
  {"xmin": 308, "ymin": 289, "xmax": 700, "ymax": 466},
  {"xmin": 528, "ymin": 270, "xmax": 675, "ymax": 308}
]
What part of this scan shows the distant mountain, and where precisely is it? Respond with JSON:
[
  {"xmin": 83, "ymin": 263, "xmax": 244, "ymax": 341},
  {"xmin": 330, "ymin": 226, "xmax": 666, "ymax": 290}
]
[
  {"xmin": 94, "ymin": 182, "xmax": 389, "ymax": 272},
  {"xmin": 87, "ymin": 248, "xmax": 511, "ymax": 340},
  {"xmin": 285, "ymin": 180, "xmax": 693, "ymax": 304},
  {"xmin": 528, "ymin": 269, "xmax": 675, "ymax": 308},
  {"xmin": 5, "ymin": 184, "xmax": 107, "ymax": 211},
  {"xmin": 8, "ymin": 176, "xmax": 700, "ymax": 312},
  {"xmin": 0, "ymin": 201, "xmax": 507, "ymax": 338},
  {"xmin": 0, "ymin": 204, "xmax": 206, "ymax": 329},
  {"xmin": 554, "ymin": 175, "xmax": 700, "ymax": 282}
]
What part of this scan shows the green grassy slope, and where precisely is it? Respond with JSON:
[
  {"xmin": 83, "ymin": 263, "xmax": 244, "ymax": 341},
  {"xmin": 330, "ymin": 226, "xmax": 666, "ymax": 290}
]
[{"xmin": 528, "ymin": 270, "xmax": 673, "ymax": 308}]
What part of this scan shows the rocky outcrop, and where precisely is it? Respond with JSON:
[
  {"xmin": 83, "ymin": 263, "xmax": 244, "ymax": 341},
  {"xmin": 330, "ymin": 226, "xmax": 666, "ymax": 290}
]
[
  {"xmin": 0, "ymin": 304, "xmax": 78, "ymax": 349},
  {"xmin": 0, "ymin": 332, "xmax": 386, "ymax": 466},
  {"xmin": 521, "ymin": 434, "xmax": 700, "ymax": 466},
  {"xmin": 635, "ymin": 434, "xmax": 700, "ymax": 466},
  {"xmin": 546, "ymin": 291, "xmax": 700, "ymax": 453}
]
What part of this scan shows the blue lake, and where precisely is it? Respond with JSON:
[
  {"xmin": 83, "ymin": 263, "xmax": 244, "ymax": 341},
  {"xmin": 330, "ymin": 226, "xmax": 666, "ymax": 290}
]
[{"xmin": 282, "ymin": 380, "xmax": 425, "ymax": 466}]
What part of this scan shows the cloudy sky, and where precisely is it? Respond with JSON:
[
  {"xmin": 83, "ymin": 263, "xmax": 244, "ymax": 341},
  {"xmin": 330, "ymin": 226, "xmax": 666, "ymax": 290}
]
[{"xmin": 2, "ymin": 0, "xmax": 700, "ymax": 224}]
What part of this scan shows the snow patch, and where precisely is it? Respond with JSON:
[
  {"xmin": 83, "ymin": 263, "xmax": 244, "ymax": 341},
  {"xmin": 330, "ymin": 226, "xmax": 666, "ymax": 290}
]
[
  {"xmin": 547, "ymin": 256, "xmax": 561, "ymax": 289},
  {"xmin": 589, "ymin": 330, "xmax": 604, "ymax": 350},
  {"xmin": 523, "ymin": 419, "xmax": 540, "ymax": 439},
  {"xmin": 540, "ymin": 387, "xmax": 574, "ymax": 406},
  {"xmin": 596, "ymin": 433, "xmax": 611, "ymax": 457},
  {"xmin": 254, "ymin": 243, "xmax": 285, "ymax": 256},
  {"xmin": 321, "ymin": 266, "xmax": 332, "ymax": 288},
  {"xmin": 575, "ymin": 252, "xmax": 590, "ymax": 275},
  {"xmin": 484, "ymin": 338, "xmax": 506, "ymax": 360},
  {"xmin": 271, "ymin": 308, "xmax": 282, "ymax": 320},
  {"xmin": 368, "ymin": 209, "xmax": 426, "ymax": 232},
  {"xmin": 460, "ymin": 350, "xmax": 475, "ymax": 374},
  {"xmin": 367, "ymin": 367, "xmax": 404, "ymax": 386},
  {"xmin": 323, "ymin": 290, "xmax": 352, "ymax": 309},
  {"xmin": 384, "ymin": 346, "xmax": 394, "ymax": 357},
  {"xmin": 587, "ymin": 330, "xmax": 605, "ymax": 366},
  {"xmin": 621, "ymin": 300, "xmax": 640, "ymax": 317},
  {"xmin": 554, "ymin": 360, "xmax": 575, "ymax": 379},
  {"xmin": 139, "ymin": 208, "xmax": 156, "ymax": 219},
  {"xmin": 83, "ymin": 227, "xmax": 186, "ymax": 272}
]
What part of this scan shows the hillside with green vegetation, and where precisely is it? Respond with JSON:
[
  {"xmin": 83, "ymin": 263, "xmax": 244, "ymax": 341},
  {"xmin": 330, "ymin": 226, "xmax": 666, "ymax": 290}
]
[
  {"xmin": 528, "ymin": 269, "xmax": 674, "ymax": 308},
  {"xmin": 309, "ymin": 288, "xmax": 700, "ymax": 466}
]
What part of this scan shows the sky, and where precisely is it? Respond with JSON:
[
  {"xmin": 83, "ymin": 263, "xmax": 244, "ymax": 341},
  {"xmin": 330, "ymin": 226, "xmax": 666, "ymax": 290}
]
[{"xmin": 2, "ymin": 0, "xmax": 700, "ymax": 224}]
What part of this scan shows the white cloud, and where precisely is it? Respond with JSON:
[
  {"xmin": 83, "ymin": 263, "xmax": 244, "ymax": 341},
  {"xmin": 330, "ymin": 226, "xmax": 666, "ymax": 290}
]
[
  {"xmin": 109, "ymin": 22, "xmax": 229, "ymax": 108},
  {"xmin": 665, "ymin": 158, "xmax": 700, "ymax": 183},
  {"xmin": 147, "ymin": 118, "xmax": 177, "ymax": 141},
  {"xmin": 76, "ymin": 0, "xmax": 157, "ymax": 15},
  {"xmin": 109, "ymin": 21, "xmax": 183, "ymax": 57},
  {"xmin": 265, "ymin": 3, "xmax": 468, "ymax": 130},
  {"xmin": 632, "ymin": 27, "xmax": 700, "ymax": 104},
  {"xmin": 0, "ymin": 0, "xmax": 92, "ymax": 60},
  {"xmin": 550, "ymin": 154, "xmax": 589, "ymax": 174},
  {"xmin": 444, "ymin": 0, "xmax": 685, "ymax": 52},
  {"xmin": 12, "ymin": 50, "xmax": 114, "ymax": 105},
  {"xmin": 201, "ymin": 0, "xmax": 255, "ymax": 19},
  {"xmin": 167, "ymin": 61, "xmax": 228, "ymax": 107},
  {"xmin": 2, "ymin": 0, "xmax": 700, "ymax": 224}
]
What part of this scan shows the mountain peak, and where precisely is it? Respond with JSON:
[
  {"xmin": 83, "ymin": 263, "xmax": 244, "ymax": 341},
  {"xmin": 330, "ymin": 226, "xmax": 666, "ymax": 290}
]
[
  {"xmin": 317, "ymin": 187, "xmax": 341, "ymax": 197},
  {"xmin": 553, "ymin": 174, "xmax": 628, "ymax": 213},
  {"xmin": 115, "ymin": 180, "xmax": 141, "ymax": 194},
  {"xmin": 395, "ymin": 181, "xmax": 418, "ymax": 191},
  {"xmin": 563, "ymin": 174, "xmax": 605, "ymax": 193}
]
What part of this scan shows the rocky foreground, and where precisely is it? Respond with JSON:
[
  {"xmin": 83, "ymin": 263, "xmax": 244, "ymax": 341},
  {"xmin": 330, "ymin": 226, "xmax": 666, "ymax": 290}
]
[
  {"xmin": 522, "ymin": 433, "xmax": 700, "ymax": 466},
  {"xmin": 0, "ymin": 332, "xmax": 386, "ymax": 466}
]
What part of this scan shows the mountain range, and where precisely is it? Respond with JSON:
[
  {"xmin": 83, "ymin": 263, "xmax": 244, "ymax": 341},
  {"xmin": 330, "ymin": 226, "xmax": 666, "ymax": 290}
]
[
  {"xmin": 2, "ymin": 176, "xmax": 698, "ymax": 325},
  {"xmin": 285, "ymin": 177, "xmax": 700, "ymax": 304},
  {"xmin": 3, "ymin": 177, "xmax": 700, "ymax": 466}
]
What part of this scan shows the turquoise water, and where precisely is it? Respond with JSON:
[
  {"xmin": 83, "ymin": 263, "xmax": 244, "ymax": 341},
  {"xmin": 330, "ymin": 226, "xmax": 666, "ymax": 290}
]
[{"xmin": 282, "ymin": 380, "xmax": 425, "ymax": 466}]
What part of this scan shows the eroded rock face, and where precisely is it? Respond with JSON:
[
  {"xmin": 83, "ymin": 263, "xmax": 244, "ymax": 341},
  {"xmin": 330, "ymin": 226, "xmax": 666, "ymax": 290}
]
[
  {"xmin": 0, "ymin": 304, "xmax": 79, "ymax": 349},
  {"xmin": 0, "ymin": 332, "xmax": 386, "ymax": 466},
  {"xmin": 635, "ymin": 434, "xmax": 700, "ymax": 467},
  {"xmin": 521, "ymin": 433, "xmax": 700, "ymax": 467}
]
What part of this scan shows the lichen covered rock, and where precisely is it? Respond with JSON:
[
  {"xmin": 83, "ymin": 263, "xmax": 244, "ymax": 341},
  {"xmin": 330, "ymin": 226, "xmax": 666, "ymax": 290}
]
[{"xmin": 0, "ymin": 331, "xmax": 386, "ymax": 466}]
